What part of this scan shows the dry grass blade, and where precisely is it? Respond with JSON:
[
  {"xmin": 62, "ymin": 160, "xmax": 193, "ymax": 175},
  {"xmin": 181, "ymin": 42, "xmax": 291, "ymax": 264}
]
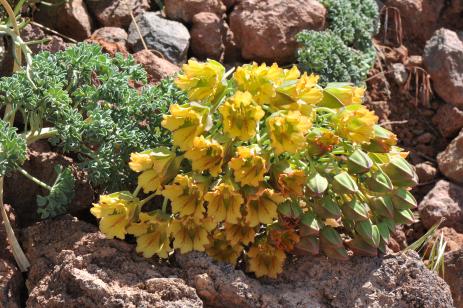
[
  {"xmin": 379, "ymin": 6, "xmax": 403, "ymax": 47},
  {"xmin": 403, "ymin": 67, "xmax": 433, "ymax": 107}
]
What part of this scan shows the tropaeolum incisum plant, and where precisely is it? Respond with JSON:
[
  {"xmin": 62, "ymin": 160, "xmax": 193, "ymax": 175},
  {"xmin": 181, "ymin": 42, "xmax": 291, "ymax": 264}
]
[{"xmin": 91, "ymin": 60, "xmax": 418, "ymax": 278}]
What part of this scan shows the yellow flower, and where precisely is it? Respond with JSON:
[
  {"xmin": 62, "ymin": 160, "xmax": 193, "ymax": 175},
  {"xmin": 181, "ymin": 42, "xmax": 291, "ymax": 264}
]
[
  {"xmin": 224, "ymin": 222, "xmax": 256, "ymax": 245},
  {"xmin": 277, "ymin": 169, "xmax": 306, "ymax": 197},
  {"xmin": 170, "ymin": 216, "xmax": 216, "ymax": 253},
  {"xmin": 229, "ymin": 146, "xmax": 266, "ymax": 187},
  {"xmin": 277, "ymin": 73, "xmax": 323, "ymax": 104},
  {"xmin": 306, "ymin": 128, "xmax": 340, "ymax": 156},
  {"xmin": 205, "ymin": 231, "xmax": 243, "ymax": 266},
  {"xmin": 205, "ymin": 183, "xmax": 244, "ymax": 224},
  {"xmin": 267, "ymin": 111, "xmax": 312, "ymax": 155},
  {"xmin": 126, "ymin": 213, "xmax": 172, "ymax": 258},
  {"xmin": 245, "ymin": 189, "xmax": 285, "ymax": 227},
  {"xmin": 90, "ymin": 192, "xmax": 138, "ymax": 240},
  {"xmin": 219, "ymin": 91, "xmax": 265, "ymax": 141},
  {"xmin": 269, "ymin": 228, "xmax": 300, "ymax": 252},
  {"xmin": 233, "ymin": 62, "xmax": 285, "ymax": 105},
  {"xmin": 175, "ymin": 59, "xmax": 225, "ymax": 103},
  {"xmin": 162, "ymin": 104, "xmax": 205, "ymax": 151},
  {"xmin": 325, "ymin": 84, "xmax": 365, "ymax": 105},
  {"xmin": 162, "ymin": 175, "xmax": 205, "ymax": 219},
  {"xmin": 136, "ymin": 148, "xmax": 177, "ymax": 193},
  {"xmin": 128, "ymin": 152, "xmax": 153, "ymax": 172},
  {"xmin": 184, "ymin": 136, "xmax": 224, "ymax": 176},
  {"xmin": 248, "ymin": 241, "xmax": 286, "ymax": 278},
  {"xmin": 334, "ymin": 104, "xmax": 379, "ymax": 144}
]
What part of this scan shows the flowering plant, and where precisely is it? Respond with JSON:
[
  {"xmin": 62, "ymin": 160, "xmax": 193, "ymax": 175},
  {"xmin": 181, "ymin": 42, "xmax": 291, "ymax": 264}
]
[{"xmin": 91, "ymin": 60, "xmax": 417, "ymax": 278}]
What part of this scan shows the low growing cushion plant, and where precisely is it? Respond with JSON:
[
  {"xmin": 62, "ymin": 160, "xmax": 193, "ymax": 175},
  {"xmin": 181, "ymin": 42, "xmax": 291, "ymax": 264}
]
[{"xmin": 91, "ymin": 60, "xmax": 418, "ymax": 278}]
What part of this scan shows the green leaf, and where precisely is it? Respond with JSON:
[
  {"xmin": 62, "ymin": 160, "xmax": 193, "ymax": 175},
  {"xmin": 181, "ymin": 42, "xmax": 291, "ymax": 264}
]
[
  {"xmin": 342, "ymin": 199, "xmax": 369, "ymax": 221},
  {"xmin": 365, "ymin": 171, "xmax": 394, "ymax": 193},
  {"xmin": 36, "ymin": 165, "xmax": 75, "ymax": 219},
  {"xmin": 0, "ymin": 119, "xmax": 27, "ymax": 176}
]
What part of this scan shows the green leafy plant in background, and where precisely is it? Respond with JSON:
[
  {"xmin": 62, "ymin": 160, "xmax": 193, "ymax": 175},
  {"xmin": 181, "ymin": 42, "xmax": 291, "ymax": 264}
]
[
  {"xmin": 297, "ymin": 0, "xmax": 379, "ymax": 85},
  {"xmin": 0, "ymin": 43, "xmax": 185, "ymax": 195}
]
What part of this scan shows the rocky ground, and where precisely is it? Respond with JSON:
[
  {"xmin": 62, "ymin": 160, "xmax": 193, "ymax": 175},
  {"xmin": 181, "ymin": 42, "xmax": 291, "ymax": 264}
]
[{"xmin": 1, "ymin": 0, "xmax": 463, "ymax": 307}]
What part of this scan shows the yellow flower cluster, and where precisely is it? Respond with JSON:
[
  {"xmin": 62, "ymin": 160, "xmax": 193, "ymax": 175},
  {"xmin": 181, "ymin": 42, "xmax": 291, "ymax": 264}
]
[{"xmin": 92, "ymin": 60, "xmax": 415, "ymax": 279}]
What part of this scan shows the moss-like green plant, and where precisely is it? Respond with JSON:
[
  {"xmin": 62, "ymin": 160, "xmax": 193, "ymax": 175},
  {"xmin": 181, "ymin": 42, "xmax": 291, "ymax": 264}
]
[{"xmin": 297, "ymin": 0, "xmax": 379, "ymax": 85}]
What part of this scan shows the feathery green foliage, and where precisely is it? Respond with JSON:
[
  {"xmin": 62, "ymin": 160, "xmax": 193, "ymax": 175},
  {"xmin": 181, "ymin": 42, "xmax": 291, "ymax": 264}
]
[
  {"xmin": 0, "ymin": 119, "xmax": 26, "ymax": 176},
  {"xmin": 0, "ymin": 43, "xmax": 185, "ymax": 194},
  {"xmin": 297, "ymin": 0, "xmax": 379, "ymax": 85}
]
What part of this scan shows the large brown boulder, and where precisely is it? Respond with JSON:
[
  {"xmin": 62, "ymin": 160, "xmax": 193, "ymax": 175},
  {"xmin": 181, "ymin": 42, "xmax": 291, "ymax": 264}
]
[
  {"xmin": 164, "ymin": 0, "xmax": 226, "ymax": 23},
  {"xmin": 133, "ymin": 50, "xmax": 180, "ymax": 83},
  {"xmin": 438, "ymin": 130, "xmax": 463, "ymax": 184},
  {"xmin": 23, "ymin": 216, "xmax": 202, "ymax": 307},
  {"xmin": 424, "ymin": 28, "xmax": 463, "ymax": 108},
  {"xmin": 229, "ymin": 0, "xmax": 326, "ymax": 63},
  {"xmin": 190, "ymin": 12, "xmax": 239, "ymax": 61},
  {"xmin": 444, "ymin": 249, "xmax": 463, "ymax": 308},
  {"xmin": 22, "ymin": 216, "xmax": 454, "ymax": 308},
  {"xmin": 34, "ymin": 0, "xmax": 93, "ymax": 40},
  {"xmin": 418, "ymin": 180, "xmax": 463, "ymax": 232},
  {"xmin": 86, "ymin": 0, "xmax": 150, "ymax": 28},
  {"xmin": 433, "ymin": 103, "xmax": 463, "ymax": 138}
]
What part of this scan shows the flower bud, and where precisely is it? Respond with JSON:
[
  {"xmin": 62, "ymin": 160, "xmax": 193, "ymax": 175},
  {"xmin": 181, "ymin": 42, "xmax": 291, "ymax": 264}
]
[
  {"xmin": 347, "ymin": 149, "xmax": 373, "ymax": 174},
  {"xmin": 342, "ymin": 199, "xmax": 369, "ymax": 221},
  {"xmin": 332, "ymin": 172, "xmax": 359, "ymax": 194},
  {"xmin": 391, "ymin": 188, "xmax": 417, "ymax": 210},
  {"xmin": 364, "ymin": 171, "xmax": 394, "ymax": 193},
  {"xmin": 355, "ymin": 220, "xmax": 380, "ymax": 248},
  {"xmin": 306, "ymin": 172, "xmax": 328, "ymax": 196},
  {"xmin": 369, "ymin": 196, "xmax": 394, "ymax": 218},
  {"xmin": 383, "ymin": 156, "xmax": 418, "ymax": 187}
]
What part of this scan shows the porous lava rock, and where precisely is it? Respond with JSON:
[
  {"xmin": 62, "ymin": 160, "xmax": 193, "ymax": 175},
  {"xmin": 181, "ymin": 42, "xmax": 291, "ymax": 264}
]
[
  {"xmin": 229, "ymin": 0, "xmax": 326, "ymax": 63},
  {"xmin": 437, "ymin": 130, "xmax": 463, "ymax": 185},
  {"xmin": 418, "ymin": 180, "xmax": 463, "ymax": 232},
  {"xmin": 424, "ymin": 28, "xmax": 463, "ymax": 107},
  {"xmin": 164, "ymin": 0, "xmax": 226, "ymax": 23},
  {"xmin": 133, "ymin": 50, "xmax": 180, "ymax": 83},
  {"xmin": 22, "ymin": 216, "xmax": 455, "ymax": 308}
]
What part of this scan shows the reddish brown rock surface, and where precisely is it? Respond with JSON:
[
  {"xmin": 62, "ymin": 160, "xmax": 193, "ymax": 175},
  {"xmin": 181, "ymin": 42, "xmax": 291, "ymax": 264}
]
[
  {"xmin": 383, "ymin": 0, "xmax": 445, "ymax": 49},
  {"xmin": 444, "ymin": 249, "xmax": 463, "ymax": 308},
  {"xmin": 229, "ymin": 0, "xmax": 326, "ymax": 63},
  {"xmin": 418, "ymin": 180, "xmax": 463, "ymax": 232},
  {"xmin": 23, "ymin": 216, "xmax": 202, "ymax": 307},
  {"xmin": 21, "ymin": 216, "xmax": 455, "ymax": 308},
  {"xmin": 34, "ymin": 0, "xmax": 93, "ymax": 40},
  {"xmin": 4, "ymin": 147, "xmax": 94, "ymax": 227},
  {"xmin": 437, "ymin": 130, "xmax": 463, "ymax": 184},
  {"xmin": 424, "ymin": 28, "xmax": 463, "ymax": 108},
  {"xmin": 164, "ymin": 0, "xmax": 226, "ymax": 23},
  {"xmin": 190, "ymin": 12, "xmax": 239, "ymax": 61},
  {"xmin": 86, "ymin": 0, "xmax": 150, "ymax": 28},
  {"xmin": 133, "ymin": 50, "xmax": 180, "ymax": 82},
  {"xmin": 433, "ymin": 103, "xmax": 463, "ymax": 138}
]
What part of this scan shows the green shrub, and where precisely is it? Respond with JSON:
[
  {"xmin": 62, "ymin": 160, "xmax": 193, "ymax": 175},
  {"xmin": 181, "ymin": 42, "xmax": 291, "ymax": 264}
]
[
  {"xmin": 297, "ymin": 0, "xmax": 378, "ymax": 85},
  {"xmin": 0, "ymin": 43, "xmax": 185, "ymax": 217}
]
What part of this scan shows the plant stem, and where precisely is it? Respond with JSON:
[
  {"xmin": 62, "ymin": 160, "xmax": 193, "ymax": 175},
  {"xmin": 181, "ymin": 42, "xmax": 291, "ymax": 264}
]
[
  {"xmin": 0, "ymin": 0, "xmax": 22, "ymax": 71},
  {"xmin": 24, "ymin": 127, "xmax": 58, "ymax": 145},
  {"xmin": 132, "ymin": 185, "xmax": 142, "ymax": 197},
  {"xmin": 0, "ymin": 177, "xmax": 30, "ymax": 271},
  {"xmin": 140, "ymin": 193, "xmax": 157, "ymax": 207},
  {"xmin": 161, "ymin": 197, "xmax": 168, "ymax": 213},
  {"xmin": 17, "ymin": 167, "xmax": 52, "ymax": 191}
]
